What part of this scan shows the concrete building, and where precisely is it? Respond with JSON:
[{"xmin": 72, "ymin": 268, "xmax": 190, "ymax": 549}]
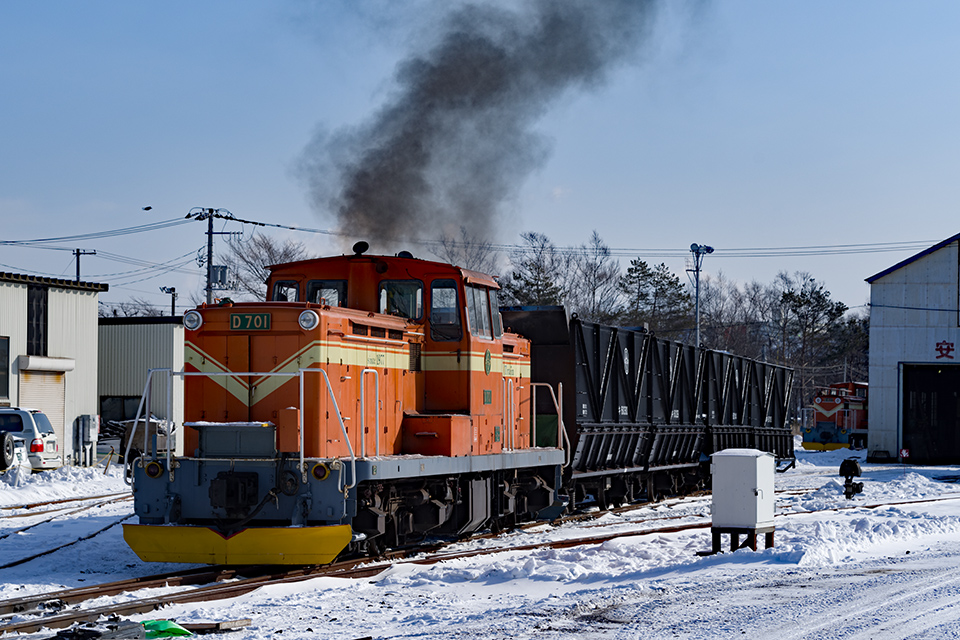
[
  {"xmin": 98, "ymin": 316, "xmax": 184, "ymax": 456},
  {"xmin": 0, "ymin": 272, "xmax": 107, "ymax": 466},
  {"xmin": 867, "ymin": 232, "xmax": 960, "ymax": 464}
]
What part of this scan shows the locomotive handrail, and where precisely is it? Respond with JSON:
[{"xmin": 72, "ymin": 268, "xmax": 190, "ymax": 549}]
[
  {"xmin": 125, "ymin": 368, "xmax": 359, "ymax": 489},
  {"xmin": 301, "ymin": 368, "xmax": 356, "ymax": 491},
  {"xmin": 123, "ymin": 368, "xmax": 154, "ymax": 486},
  {"xmin": 123, "ymin": 367, "xmax": 179, "ymax": 485},
  {"xmin": 360, "ymin": 369, "xmax": 381, "ymax": 457},
  {"xmin": 502, "ymin": 378, "xmax": 515, "ymax": 451},
  {"xmin": 531, "ymin": 382, "xmax": 570, "ymax": 467}
]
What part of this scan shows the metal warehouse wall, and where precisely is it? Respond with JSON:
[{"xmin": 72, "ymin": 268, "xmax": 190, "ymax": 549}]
[
  {"xmin": 98, "ymin": 321, "xmax": 184, "ymax": 454},
  {"xmin": 869, "ymin": 240, "xmax": 960, "ymax": 460},
  {"xmin": 0, "ymin": 283, "xmax": 28, "ymax": 405},
  {"xmin": 48, "ymin": 288, "xmax": 101, "ymax": 462}
]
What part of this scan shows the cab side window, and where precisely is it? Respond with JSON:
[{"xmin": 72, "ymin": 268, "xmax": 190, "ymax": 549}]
[
  {"xmin": 272, "ymin": 280, "xmax": 299, "ymax": 302},
  {"xmin": 490, "ymin": 289, "xmax": 503, "ymax": 338},
  {"xmin": 430, "ymin": 279, "xmax": 461, "ymax": 341},
  {"xmin": 379, "ymin": 280, "xmax": 423, "ymax": 320},
  {"xmin": 307, "ymin": 280, "xmax": 347, "ymax": 306},
  {"xmin": 466, "ymin": 285, "xmax": 493, "ymax": 339}
]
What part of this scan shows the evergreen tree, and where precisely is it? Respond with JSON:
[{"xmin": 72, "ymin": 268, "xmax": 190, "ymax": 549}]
[
  {"xmin": 780, "ymin": 276, "xmax": 849, "ymax": 404},
  {"xmin": 619, "ymin": 258, "xmax": 691, "ymax": 336},
  {"xmin": 500, "ymin": 232, "xmax": 566, "ymax": 306}
]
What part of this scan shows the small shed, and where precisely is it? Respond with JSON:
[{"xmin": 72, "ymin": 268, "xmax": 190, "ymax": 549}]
[{"xmin": 867, "ymin": 232, "xmax": 960, "ymax": 463}]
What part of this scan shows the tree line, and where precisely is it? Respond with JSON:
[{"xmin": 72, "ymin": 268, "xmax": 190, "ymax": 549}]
[
  {"xmin": 103, "ymin": 229, "xmax": 868, "ymax": 413},
  {"xmin": 491, "ymin": 231, "xmax": 868, "ymax": 414}
]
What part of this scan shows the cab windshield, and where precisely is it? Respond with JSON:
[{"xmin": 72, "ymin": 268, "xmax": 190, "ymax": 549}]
[{"xmin": 379, "ymin": 280, "xmax": 423, "ymax": 320}]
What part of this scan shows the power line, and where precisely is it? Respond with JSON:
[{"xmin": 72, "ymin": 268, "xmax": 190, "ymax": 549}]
[
  {"xmin": 95, "ymin": 250, "xmax": 197, "ymax": 277},
  {"xmin": 189, "ymin": 209, "xmax": 937, "ymax": 259},
  {"xmin": 185, "ymin": 208, "xmax": 338, "ymax": 237},
  {"xmin": 0, "ymin": 218, "xmax": 192, "ymax": 246},
  {"xmin": 417, "ymin": 237, "xmax": 937, "ymax": 259},
  {"xmin": 110, "ymin": 259, "xmax": 197, "ymax": 287}
]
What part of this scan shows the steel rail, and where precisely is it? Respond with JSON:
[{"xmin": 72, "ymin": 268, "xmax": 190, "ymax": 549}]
[
  {"xmin": 0, "ymin": 492, "xmax": 131, "ymax": 514},
  {"xmin": 0, "ymin": 561, "xmax": 388, "ymax": 635},
  {"xmin": 0, "ymin": 566, "xmax": 261, "ymax": 617},
  {"xmin": 0, "ymin": 496, "xmax": 132, "ymax": 541},
  {"xmin": 0, "ymin": 514, "xmax": 135, "ymax": 572}
]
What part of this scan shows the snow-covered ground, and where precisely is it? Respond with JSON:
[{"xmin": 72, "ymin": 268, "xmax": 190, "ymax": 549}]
[{"xmin": 4, "ymin": 442, "xmax": 960, "ymax": 639}]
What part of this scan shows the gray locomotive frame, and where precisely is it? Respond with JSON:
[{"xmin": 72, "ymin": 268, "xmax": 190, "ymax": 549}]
[{"xmin": 130, "ymin": 420, "xmax": 565, "ymax": 542}]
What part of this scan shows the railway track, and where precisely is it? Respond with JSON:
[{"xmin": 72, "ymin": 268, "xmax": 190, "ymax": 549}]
[
  {"xmin": 0, "ymin": 495, "xmax": 132, "ymax": 541},
  {"xmin": 0, "ymin": 495, "xmax": 134, "ymax": 571},
  {"xmin": 0, "ymin": 492, "xmax": 131, "ymax": 517},
  {"xmin": 6, "ymin": 491, "xmax": 956, "ymax": 636}
]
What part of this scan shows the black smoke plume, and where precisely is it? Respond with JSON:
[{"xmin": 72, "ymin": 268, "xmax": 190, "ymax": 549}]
[{"xmin": 302, "ymin": 1, "xmax": 656, "ymax": 249}]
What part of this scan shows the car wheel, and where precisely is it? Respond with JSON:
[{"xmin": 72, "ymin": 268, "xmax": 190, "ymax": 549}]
[{"xmin": 0, "ymin": 432, "xmax": 14, "ymax": 471}]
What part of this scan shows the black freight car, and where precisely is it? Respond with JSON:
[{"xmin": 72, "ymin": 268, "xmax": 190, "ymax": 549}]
[{"xmin": 501, "ymin": 307, "xmax": 795, "ymax": 509}]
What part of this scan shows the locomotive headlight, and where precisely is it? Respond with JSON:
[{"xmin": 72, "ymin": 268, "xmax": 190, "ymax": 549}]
[
  {"xmin": 298, "ymin": 310, "xmax": 320, "ymax": 331},
  {"xmin": 311, "ymin": 462, "xmax": 330, "ymax": 481},
  {"xmin": 183, "ymin": 310, "xmax": 203, "ymax": 331},
  {"xmin": 144, "ymin": 461, "xmax": 164, "ymax": 479}
]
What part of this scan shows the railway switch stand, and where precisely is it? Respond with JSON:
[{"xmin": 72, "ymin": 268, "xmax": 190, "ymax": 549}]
[{"xmin": 840, "ymin": 457, "xmax": 864, "ymax": 499}]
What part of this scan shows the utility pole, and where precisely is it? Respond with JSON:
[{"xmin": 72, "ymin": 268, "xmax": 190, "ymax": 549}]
[
  {"xmin": 73, "ymin": 249, "xmax": 96, "ymax": 283},
  {"xmin": 206, "ymin": 211, "xmax": 214, "ymax": 304},
  {"xmin": 185, "ymin": 207, "xmax": 238, "ymax": 304},
  {"xmin": 160, "ymin": 286, "xmax": 178, "ymax": 316},
  {"xmin": 687, "ymin": 243, "xmax": 714, "ymax": 349}
]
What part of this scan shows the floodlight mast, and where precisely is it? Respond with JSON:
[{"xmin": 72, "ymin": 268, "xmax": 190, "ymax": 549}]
[
  {"xmin": 688, "ymin": 243, "xmax": 714, "ymax": 349},
  {"xmin": 159, "ymin": 286, "xmax": 178, "ymax": 316}
]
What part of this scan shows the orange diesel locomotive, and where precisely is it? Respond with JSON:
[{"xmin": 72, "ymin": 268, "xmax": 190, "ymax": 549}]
[
  {"xmin": 123, "ymin": 244, "xmax": 564, "ymax": 564},
  {"xmin": 802, "ymin": 381, "xmax": 868, "ymax": 451}
]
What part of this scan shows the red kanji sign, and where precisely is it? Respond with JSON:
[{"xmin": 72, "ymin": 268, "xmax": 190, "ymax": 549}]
[
  {"xmin": 899, "ymin": 449, "xmax": 910, "ymax": 459},
  {"xmin": 936, "ymin": 341, "xmax": 955, "ymax": 359}
]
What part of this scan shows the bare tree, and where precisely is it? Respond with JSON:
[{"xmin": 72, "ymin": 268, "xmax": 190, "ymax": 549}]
[
  {"xmin": 225, "ymin": 232, "xmax": 314, "ymax": 300},
  {"xmin": 98, "ymin": 297, "xmax": 162, "ymax": 318},
  {"xmin": 431, "ymin": 226, "xmax": 501, "ymax": 274},
  {"xmin": 567, "ymin": 231, "xmax": 623, "ymax": 324}
]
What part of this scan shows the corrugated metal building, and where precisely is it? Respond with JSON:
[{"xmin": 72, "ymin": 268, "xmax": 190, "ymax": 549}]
[
  {"xmin": 0, "ymin": 272, "xmax": 107, "ymax": 466},
  {"xmin": 98, "ymin": 316, "xmax": 184, "ymax": 455},
  {"xmin": 867, "ymin": 232, "xmax": 960, "ymax": 464}
]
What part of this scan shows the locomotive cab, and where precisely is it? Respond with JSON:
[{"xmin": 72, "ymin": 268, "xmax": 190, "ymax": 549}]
[{"xmin": 264, "ymin": 248, "xmax": 529, "ymax": 456}]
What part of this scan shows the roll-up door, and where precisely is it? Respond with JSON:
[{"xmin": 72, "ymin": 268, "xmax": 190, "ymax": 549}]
[
  {"xmin": 20, "ymin": 371, "xmax": 66, "ymax": 462},
  {"xmin": 902, "ymin": 364, "xmax": 960, "ymax": 464}
]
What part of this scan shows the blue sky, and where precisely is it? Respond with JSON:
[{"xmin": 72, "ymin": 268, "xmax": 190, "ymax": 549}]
[{"xmin": 2, "ymin": 1, "xmax": 958, "ymax": 312}]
